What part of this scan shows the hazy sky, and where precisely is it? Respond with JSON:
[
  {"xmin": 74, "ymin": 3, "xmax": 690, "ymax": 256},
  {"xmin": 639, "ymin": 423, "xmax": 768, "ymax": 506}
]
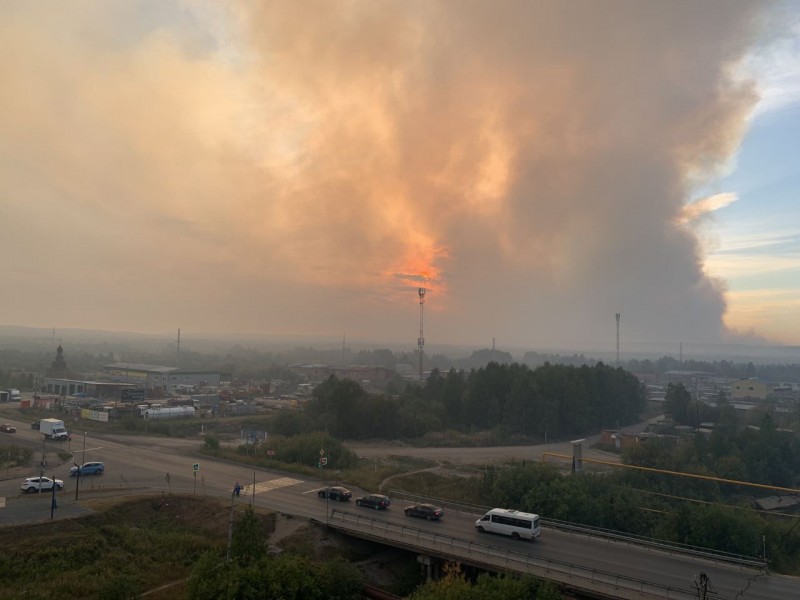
[{"xmin": 2, "ymin": 1, "xmax": 799, "ymax": 351}]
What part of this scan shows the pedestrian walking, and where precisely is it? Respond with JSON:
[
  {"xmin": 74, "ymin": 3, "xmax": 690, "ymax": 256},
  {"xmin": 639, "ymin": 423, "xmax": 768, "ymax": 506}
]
[{"xmin": 234, "ymin": 482, "xmax": 241, "ymax": 497}]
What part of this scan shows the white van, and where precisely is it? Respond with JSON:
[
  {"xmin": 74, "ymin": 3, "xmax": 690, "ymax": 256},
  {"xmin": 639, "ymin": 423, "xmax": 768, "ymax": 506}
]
[{"xmin": 475, "ymin": 508, "xmax": 541, "ymax": 541}]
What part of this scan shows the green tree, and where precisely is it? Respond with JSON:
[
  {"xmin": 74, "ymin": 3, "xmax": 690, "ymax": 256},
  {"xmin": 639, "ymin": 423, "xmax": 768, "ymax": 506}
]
[
  {"xmin": 230, "ymin": 506, "xmax": 268, "ymax": 566},
  {"xmin": 410, "ymin": 563, "xmax": 560, "ymax": 600},
  {"xmin": 664, "ymin": 383, "xmax": 692, "ymax": 425}
]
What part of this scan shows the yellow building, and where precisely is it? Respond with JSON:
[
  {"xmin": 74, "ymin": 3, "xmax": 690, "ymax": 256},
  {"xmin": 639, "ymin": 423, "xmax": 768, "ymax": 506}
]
[{"xmin": 730, "ymin": 378, "xmax": 770, "ymax": 400}]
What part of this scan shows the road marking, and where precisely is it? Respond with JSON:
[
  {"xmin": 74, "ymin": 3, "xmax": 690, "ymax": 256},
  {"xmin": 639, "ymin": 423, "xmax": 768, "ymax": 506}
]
[
  {"xmin": 0, "ymin": 497, "xmax": 5, "ymax": 508},
  {"xmin": 242, "ymin": 477, "xmax": 301, "ymax": 496},
  {"xmin": 304, "ymin": 486, "xmax": 328, "ymax": 495}
]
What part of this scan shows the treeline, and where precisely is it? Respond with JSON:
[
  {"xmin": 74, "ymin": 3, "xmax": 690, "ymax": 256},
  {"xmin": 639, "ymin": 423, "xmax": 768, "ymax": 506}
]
[
  {"xmin": 0, "ymin": 369, "xmax": 33, "ymax": 390},
  {"xmin": 303, "ymin": 362, "xmax": 646, "ymax": 441},
  {"xmin": 661, "ymin": 383, "xmax": 800, "ymax": 486}
]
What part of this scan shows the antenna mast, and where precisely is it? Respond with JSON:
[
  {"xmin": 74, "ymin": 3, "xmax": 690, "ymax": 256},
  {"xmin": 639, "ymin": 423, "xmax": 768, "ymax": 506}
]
[
  {"xmin": 615, "ymin": 313, "xmax": 621, "ymax": 365},
  {"xmin": 417, "ymin": 288, "xmax": 426, "ymax": 384},
  {"xmin": 177, "ymin": 328, "xmax": 181, "ymax": 367}
]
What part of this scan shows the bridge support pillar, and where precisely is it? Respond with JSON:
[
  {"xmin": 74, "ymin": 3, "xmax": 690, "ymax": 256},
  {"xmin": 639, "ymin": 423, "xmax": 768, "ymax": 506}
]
[{"xmin": 417, "ymin": 554, "xmax": 441, "ymax": 582}]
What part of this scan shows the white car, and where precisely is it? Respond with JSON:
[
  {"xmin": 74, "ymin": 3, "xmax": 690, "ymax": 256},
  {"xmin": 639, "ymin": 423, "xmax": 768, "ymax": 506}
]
[{"xmin": 21, "ymin": 476, "xmax": 64, "ymax": 493}]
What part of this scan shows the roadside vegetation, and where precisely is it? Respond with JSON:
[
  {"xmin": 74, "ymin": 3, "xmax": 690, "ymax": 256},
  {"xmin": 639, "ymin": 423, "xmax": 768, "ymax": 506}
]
[
  {"xmin": 0, "ymin": 495, "xmax": 272, "ymax": 600},
  {"xmin": 0, "ymin": 443, "xmax": 32, "ymax": 472},
  {"xmin": 409, "ymin": 563, "xmax": 561, "ymax": 600}
]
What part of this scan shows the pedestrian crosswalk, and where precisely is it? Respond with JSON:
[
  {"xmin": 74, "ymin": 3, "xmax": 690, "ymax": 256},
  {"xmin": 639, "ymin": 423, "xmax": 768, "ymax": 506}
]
[{"xmin": 242, "ymin": 477, "xmax": 301, "ymax": 496}]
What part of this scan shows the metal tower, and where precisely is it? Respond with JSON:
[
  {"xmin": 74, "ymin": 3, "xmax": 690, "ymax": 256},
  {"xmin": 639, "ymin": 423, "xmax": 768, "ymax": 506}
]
[
  {"xmin": 417, "ymin": 288, "xmax": 426, "ymax": 383},
  {"xmin": 615, "ymin": 313, "xmax": 620, "ymax": 365}
]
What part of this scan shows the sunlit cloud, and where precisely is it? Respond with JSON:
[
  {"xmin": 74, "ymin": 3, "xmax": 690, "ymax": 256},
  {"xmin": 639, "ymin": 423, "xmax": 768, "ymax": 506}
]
[{"xmin": 681, "ymin": 192, "xmax": 738, "ymax": 223}]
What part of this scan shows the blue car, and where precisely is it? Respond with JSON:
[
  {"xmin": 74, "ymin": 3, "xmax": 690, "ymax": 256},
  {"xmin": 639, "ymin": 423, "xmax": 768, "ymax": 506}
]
[{"xmin": 70, "ymin": 462, "xmax": 105, "ymax": 476}]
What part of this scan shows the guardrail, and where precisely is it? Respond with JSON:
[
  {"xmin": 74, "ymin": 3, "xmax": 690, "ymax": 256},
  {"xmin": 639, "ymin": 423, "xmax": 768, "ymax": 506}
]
[
  {"xmin": 325, "ymin": 509, "xmax": 698, "ymax": 600},
  {"xmin": 389, "ymin": 489, "xmax": 767, "ymax": 569}
]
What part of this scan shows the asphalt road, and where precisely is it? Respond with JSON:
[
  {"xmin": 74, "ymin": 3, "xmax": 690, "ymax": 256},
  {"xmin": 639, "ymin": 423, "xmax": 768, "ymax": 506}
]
[{"xmin": 2, "ymin": 418, "xmax": 800, "ymax": 599}]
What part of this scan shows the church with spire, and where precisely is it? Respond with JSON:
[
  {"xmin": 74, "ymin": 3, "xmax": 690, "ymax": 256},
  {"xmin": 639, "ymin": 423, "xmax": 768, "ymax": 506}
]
[{"xmin": 47, "ymin": 343, "xmax": 72, "ymax": 378}]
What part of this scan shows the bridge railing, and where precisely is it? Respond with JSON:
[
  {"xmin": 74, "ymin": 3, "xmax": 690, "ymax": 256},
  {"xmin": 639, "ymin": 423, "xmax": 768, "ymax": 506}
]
[
  {"xmin": 389, "ymin": 489, "xmax": 767, "ymax": 569},
  {"xmin": 326, "ymin": 508, "xmax": 698, "ymax": 600}
]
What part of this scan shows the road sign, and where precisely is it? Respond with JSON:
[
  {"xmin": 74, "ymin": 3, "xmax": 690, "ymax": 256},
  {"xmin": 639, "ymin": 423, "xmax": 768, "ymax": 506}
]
[
  {"xmin": 320, "ymin": 448, "xmax": 325, "ymax": 456},
  {"xmin": 192, "ymin": 463, "xmax": 199, "ymax": 472},
  {"xmin": 320, "ymin": 457, "xmax": 328, "ymax": 466}
]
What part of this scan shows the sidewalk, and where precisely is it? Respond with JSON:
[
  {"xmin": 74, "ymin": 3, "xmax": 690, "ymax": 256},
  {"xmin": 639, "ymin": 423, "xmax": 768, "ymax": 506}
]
[{"xmin": 0, "ymin": 491, "xmax": 94, "ymax": 527}]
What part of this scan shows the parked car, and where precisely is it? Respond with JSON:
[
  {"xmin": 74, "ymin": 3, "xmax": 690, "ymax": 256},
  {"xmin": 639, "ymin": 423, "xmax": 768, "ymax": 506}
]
[
  {"xmin": 30, "ymin": 421, "xmax": 40, "ymax": 430},
  {"xmin": 317, "ymin": 486, "xmax": 352, "ymax": 501},
  {"xmin": 404, "ymin": 503, "xmax": 444, "ymax": 520},
  {"xmin": 21, "ymin": 476, "xmax": 64, "ymax": 493},
  {"xmin": 0, "ymin": 423, "xmax": 16, "ymax": 433},
  {"xmin": 355, "ymin": 494, "xmax": 391, "ymax": 510},
  {"xmin": 69, "ymin": 462, "xmax": 105, "ymax": 476}
]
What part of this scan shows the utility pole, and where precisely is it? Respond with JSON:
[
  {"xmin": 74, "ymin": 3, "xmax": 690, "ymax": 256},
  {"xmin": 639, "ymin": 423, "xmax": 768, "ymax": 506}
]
[
  {"xmin": 615, "ymin": 313, "xmax": 621, "ymax": 365},
  {"xmin": 417, "ymin": 288, "xmax": 426, "ymax": 384},
  {"xmin": 226, "ymin": 491, "xmax": 235, "ymax": 564}
]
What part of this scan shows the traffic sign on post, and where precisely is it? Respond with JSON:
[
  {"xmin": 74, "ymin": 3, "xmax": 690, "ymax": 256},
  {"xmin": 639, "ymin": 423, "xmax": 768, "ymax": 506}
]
[{"xmin": 193, "ymin": 463, "xmax": 199, "ymax": 472}]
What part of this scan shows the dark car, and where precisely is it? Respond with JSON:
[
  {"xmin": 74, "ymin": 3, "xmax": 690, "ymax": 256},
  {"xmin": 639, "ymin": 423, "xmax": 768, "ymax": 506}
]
[
  {"xmin": 30, "ymin": 421, "xmax": 40, "ymax": 430},
  {"xmin": 0, "ymin": 423, "xmax": 17, "ymax": 433},
  {"xmin": 317, "ymin": 486, "xmax": 352, "ymax": 501},
  {"xmin": 355, "ymin": 494, "xmax": 391, "ymax": 510},
  {"xmin": 404, "ymin": 503, "xmax": 444, "ymax": 520}
]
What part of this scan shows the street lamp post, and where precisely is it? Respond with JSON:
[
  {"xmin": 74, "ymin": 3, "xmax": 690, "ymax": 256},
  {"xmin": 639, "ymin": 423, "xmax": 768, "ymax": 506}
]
[
  {"xmin": 74, "ymin": 462, "xmax": 81, "ymax": 500},
  {"xmin": 40, "ymin": 434, "xmax": 47, "ymax": 481},
  {"xmin": 74, "ymin": 431, "xmax": 87, "ymax": 501}
]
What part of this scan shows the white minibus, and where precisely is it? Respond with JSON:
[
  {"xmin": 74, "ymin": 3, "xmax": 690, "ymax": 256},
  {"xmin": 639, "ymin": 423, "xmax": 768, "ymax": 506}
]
[{"xmin": 475, "ymin": 508, "xmax": 541, "ymax": 540}]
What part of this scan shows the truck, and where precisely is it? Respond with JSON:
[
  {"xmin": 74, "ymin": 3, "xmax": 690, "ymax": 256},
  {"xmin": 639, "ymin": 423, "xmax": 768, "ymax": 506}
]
[
  {"xmin": 40, "ymin": 418, "xmax": 70, "ymax": 441},
  {"xmin": 9, "ymin": 389, "xmax": 21, "ymax": 401}
]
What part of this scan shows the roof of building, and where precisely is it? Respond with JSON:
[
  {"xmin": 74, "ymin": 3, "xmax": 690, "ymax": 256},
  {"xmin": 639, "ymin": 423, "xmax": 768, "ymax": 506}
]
[
  {"xmin": 170, "ymin": 371, "xmax": 221, "ymax": 376},
  {"xmin": 755, "ymin": 496, "xmax": 800, "ymax": 511},
  {"xmin": 104, "ymin": 362, "xmax": 177, "ymax": 374},
  {"xmin": 731, "ymin": 377, "xmax": 770, "ymax": 384}
]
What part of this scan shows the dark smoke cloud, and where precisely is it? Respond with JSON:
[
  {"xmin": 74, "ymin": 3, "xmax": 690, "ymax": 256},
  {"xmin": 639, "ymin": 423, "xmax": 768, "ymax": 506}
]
[{"xmin": 0, "ymin": 1, "xmax": 782, "ymax": 349}]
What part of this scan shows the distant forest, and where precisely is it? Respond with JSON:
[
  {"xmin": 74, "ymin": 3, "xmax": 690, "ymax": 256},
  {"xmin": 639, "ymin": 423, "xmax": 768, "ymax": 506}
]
[{"xmin": 1, "ymin": 341, "xmax": 799, "ymax": 388}]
